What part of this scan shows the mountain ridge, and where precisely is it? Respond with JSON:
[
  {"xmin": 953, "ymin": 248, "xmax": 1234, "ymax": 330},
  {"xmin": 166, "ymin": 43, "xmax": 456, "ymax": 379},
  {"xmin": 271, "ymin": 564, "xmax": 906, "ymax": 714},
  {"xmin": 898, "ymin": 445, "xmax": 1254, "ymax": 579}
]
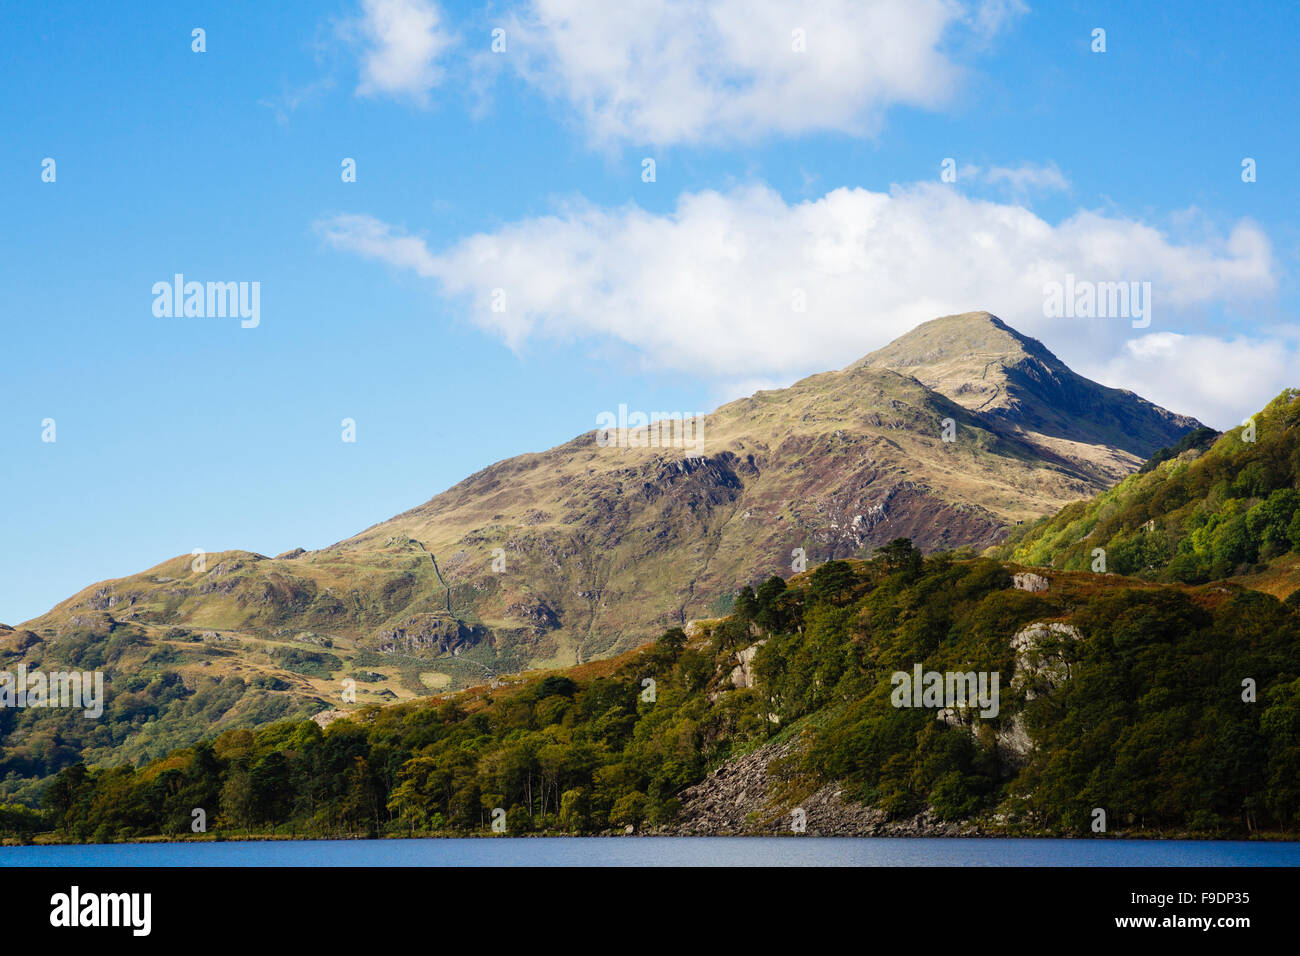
[{"xmin": 11, "ymin": 312, "xmax": 1204, "ymax": 708}]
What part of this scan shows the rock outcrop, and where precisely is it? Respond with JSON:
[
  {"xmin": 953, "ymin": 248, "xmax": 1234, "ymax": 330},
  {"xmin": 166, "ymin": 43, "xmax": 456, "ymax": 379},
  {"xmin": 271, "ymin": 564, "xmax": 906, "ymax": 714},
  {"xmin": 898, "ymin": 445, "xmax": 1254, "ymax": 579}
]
[{"xmin": 666, "ymin": 735, "xmax": 981, "ymax": 837}]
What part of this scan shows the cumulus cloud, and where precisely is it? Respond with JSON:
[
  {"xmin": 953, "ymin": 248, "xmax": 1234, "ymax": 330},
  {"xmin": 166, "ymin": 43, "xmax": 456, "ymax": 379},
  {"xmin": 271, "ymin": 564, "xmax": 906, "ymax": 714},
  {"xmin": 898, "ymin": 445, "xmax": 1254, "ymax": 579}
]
[
  {"xmin": 353, "ymin": 0, "xmax": 454, "ymax": 104},
  {"xmin": 1090, "ymin": 333, "xmax": 1299, "ymax": 431},
  {"xmin": 498, "ymin": 0, "xmax": 1025, "ymax": 145},
  {"xmin": 314, "ymin": 182, "xmax": 1280, "ymax": 425}
]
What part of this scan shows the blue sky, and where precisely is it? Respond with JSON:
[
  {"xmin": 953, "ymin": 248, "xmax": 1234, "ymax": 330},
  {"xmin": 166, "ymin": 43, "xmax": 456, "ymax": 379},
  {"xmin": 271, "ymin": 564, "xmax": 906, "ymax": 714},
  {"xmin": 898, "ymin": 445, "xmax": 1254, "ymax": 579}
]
[{"xmin": 2, "ymin": 0, "xmax": 1298, "ymax": 624}]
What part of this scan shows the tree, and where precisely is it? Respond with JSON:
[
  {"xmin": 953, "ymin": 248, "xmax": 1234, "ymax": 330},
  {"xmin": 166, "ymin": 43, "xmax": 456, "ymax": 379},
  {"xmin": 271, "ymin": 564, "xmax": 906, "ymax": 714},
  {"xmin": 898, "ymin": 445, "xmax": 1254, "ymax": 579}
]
[
  {"xmin": 1246, "ymin": 488, "xmax": 1300, "ymax": 551},
  {"xmin": 45, "ymin": 763, "xmax": 93, "ymax": 837},
  {"xmin": 733, "ymin": 585, "xmax": 758, "ymax": 622},
  {"xmin": 249, "ymin": 751, "xmax": 291, "ymax": 826},
  {"xmin": 559, "ymin": 788, "xmax": 591, "ymax": 833},
  {"xmin": 877, "ymin": 538, "xmax": 923, "ymax": 575},
  {"xmin": 655, "ymin": 628, "xmax": 687, "ymax": 663},
  {"xmin": 184, "ymin": 742, "xmax": 223, "ymax": 813},
  {"xmin": 533, "ymin": 675, "xmax": 578, "ymax": 700},
  {"xmin": 610, "ymin": 791, "xmax": 647, "ymax": 830},
  {"xmin": 219, "ymin": 768, "xmax": 254, "ymax": 831},
  {"xmin": 0, "ymin": 802, "xmax": 45, "ymax": 839},
  {"xmin": 809, "ymin": 560, "xmax": 856, "ymax": 606},
  {"xmin": 754, "ymin": 576, "xmax": 788, "ymax": 632},
  {"xmin": 1210, "ymin": 514, "xmax": 1255, "ymax": 570},
  {"xmin": 1232, "ymin": 460, "xmax": 1272, "ymax": 498},
  {"xmin": 340, "ymin": 755, "xmax": 381, "ymax": 835}
]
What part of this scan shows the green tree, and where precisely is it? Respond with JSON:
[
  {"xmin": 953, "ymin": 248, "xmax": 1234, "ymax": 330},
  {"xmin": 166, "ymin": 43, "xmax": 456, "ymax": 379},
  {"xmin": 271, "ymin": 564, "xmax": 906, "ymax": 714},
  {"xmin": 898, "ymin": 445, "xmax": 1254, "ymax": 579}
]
[
  {"xmin": 249, "ymin": 751, "xmax": 291, "ymax": 826},
  {"xmin": 610, "ymin": 791, "xmax": 647, "ymax": 830},
  {"xmin": 733, "ymin": 585, "xmax": 758, "ymax": 622},
  {"xmin": 754, "ymin": 576, "xmax": 789, "ymax": 632},
  {"xmin": 810, "ymin": 560, "xmax": 856, "ymax": 606},
  {"xmin": 559, "ymin": 788, "xmax": 591, "ymax": 833},
  {"xmin": 219, "ymin": 768, "xmax": 254, "ymax": 831},
  {"xmin": 877, "ymin": 538, "xmax": 923, "ymax": 575}
]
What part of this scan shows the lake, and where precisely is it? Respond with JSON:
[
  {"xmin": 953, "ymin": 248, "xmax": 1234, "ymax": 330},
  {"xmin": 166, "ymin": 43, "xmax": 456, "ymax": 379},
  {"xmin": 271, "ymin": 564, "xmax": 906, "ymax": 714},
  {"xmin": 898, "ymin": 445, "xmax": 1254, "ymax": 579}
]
[{"xmin": 2, "ymin": 837, "xmax": 1297, "ymax": 866}]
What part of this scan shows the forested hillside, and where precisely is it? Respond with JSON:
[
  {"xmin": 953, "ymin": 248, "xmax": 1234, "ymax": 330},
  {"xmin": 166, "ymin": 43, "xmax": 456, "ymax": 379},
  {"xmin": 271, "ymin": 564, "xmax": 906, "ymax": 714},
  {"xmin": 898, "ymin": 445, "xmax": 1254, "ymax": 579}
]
[
  {"xmin": 998, "ymin": 388, "xmax": 1300, "ymax": 592},
  {"xmin": 7, "ymin": 542, "xmax": 1297, "ymax": 843}
]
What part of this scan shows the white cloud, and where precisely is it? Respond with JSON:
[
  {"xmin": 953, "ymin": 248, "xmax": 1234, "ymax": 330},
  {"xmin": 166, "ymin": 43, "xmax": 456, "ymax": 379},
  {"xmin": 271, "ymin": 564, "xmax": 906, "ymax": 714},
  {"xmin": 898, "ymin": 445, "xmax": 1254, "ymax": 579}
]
[
  {"xmin": 316, "ymin": 213, "xmax": 440, "ymax": 275},
  {"xmin": 961, "ymin": 161, "xmax": 1071, "ymax": 195},
  {"xmin": 499, "ymin": 0, "xmax": 1024, "ymax": 145},
  {"xmin": 354, "ymin": 0, "xmax": 454, "ymax": 104},
  {"xmin": 962, "ymin": 0, "xmax": 1029, "ymax": 39},
  {"xmin": 1090, "ymin": 333, "xmax": 1299, "ymax": 431},
  {"xmin": 314, "ymin": 182, "xmax": 1280, "ymax": 425}
]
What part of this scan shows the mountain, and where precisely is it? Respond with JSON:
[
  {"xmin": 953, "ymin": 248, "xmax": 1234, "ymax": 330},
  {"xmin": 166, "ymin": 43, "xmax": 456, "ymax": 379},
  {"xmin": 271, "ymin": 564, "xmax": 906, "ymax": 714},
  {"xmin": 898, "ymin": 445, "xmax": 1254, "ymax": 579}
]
[
  {"xmin": 19, "ymin": 314, "xmax": 1202, "ymax": 678},
  {"xmin": 996, "ymin": 386, "xmax": 1300, "ymax": 601},
  {"xmin": 1, "ymin": 313, "xmax": 1206, "ymax": 800}
]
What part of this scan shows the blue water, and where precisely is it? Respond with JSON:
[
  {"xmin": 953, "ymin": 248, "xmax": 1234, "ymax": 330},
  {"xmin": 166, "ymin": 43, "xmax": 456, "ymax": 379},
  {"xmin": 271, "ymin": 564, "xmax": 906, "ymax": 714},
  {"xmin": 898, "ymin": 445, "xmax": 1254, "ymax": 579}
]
[{"xmin": 2, "ymin": 837, "xmax": 1296, "ymax": 866}]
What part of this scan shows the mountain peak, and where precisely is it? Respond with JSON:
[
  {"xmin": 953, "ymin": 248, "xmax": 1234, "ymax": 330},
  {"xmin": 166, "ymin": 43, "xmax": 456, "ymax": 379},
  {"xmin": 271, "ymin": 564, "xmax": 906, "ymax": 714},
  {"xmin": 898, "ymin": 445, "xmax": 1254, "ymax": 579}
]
[
  {"xmin": 853, "ymin": 310, "xmax": 1203, "ymax": 475},
  {"xmin": 853, "ymin": 311, "xmax": 1057, "ymax": 372}
]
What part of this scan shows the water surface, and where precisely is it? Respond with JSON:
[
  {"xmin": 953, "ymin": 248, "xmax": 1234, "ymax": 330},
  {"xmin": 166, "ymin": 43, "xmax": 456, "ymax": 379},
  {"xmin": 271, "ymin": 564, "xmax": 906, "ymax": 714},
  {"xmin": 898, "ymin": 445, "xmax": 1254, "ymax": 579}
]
[{"xmin": 3, "ymin": 837, "xmax": 1296, "ymax": 867}]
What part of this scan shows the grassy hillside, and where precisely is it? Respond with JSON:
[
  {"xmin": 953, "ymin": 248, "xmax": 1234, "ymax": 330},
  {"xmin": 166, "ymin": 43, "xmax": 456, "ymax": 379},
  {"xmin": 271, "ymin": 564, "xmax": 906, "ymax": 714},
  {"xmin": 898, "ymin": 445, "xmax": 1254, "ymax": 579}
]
[
  {"xmin": 10, "ymin": 544, "xmax": 1297, "ymax": 843},
  {"xmin": 996, "ymin": 388, "xmax": 1300, "ymax": 601}
]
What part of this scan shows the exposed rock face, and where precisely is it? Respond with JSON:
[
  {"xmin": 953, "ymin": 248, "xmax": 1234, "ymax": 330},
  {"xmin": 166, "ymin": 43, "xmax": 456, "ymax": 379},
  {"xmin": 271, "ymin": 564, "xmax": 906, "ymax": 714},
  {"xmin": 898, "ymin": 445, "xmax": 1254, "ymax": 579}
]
[
  {"xmin": 667, "ymin": 736, "xmax": 980, "ymax": 837},
  {"xmin": 1011, "ymin": 622, "xmax": 1083, "ymax": 697},
  {"xmin": 675, "ymin": 617, "xmax": 1090, "ymax": 828},
  {"xmin": 994, "ymin": 716, "xmax": 1035, "ymax": 767},
  {"xmin": 936, "ymin": 619, "xmax": 1084, "ymax": 771},
  {"xmin": 1012, "ymin": 572, "xmax": 1050, "ymax": 593},
  {"xmin": 504, "ymin": 600, "xmax": 561, "ymax": 632},
  {"xmin": 311, "ymin": 709, "xmax": 347, "ymax": 729},
  {"xmin": 729, "ymin": 642, "xmax": 764, "ymax": 689},
  {"xmin": 376, "ymin": 616, "xmax": 487, "ymax": 656},
  {"xmin": 992, "ymin": 621, "xmax": 1084, "ymax": 768},
  {"xmin": 682, "ymin": 620, "xmax": 709, "ymax": 640}
]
